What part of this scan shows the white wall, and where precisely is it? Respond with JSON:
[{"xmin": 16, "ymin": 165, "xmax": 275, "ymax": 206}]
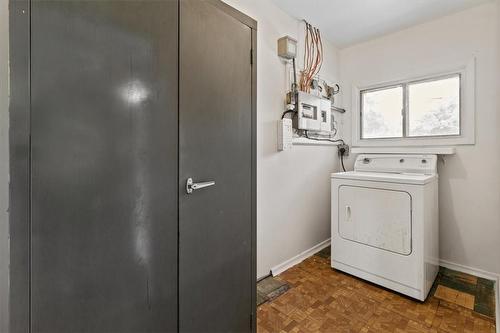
[
  {"xmin": 222, "ymin": 0, "xmax": 341, "ymax": 278},
  {"xmin": 0, "ymin": 0, "xmax": 8, "ymax": 330},
  {"xmin": 339, "ymin": 3, "xmax": 500, "ymax": 275}
]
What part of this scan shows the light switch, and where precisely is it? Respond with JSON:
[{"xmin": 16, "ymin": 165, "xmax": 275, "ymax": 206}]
[{"xmin": 277, "ymin": 118, "xmax": 293, "ymax": 151}]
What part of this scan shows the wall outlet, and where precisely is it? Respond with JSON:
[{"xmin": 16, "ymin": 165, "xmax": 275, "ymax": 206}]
[
  {"xmin": 277, "ymin": 118, "xmax": 293, "ymax": 151},
  {"xmin": 338, "ymin": 143, "xmax": 349, "ymax": 157}
]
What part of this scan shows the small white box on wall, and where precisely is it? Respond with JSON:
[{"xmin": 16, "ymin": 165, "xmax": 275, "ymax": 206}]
[{"xmin": 277, "ymin": 118, "xmax": 293, "ymax": 151}]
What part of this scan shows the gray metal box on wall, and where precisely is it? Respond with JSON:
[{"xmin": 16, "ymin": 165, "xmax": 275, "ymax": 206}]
[
  {"xmin": 292, "ymin": 91, "xmax": 332, "ymax": 133},
  {"xmin": 277, "ymin": 36, "xmax": 297, "ymax": 60}
]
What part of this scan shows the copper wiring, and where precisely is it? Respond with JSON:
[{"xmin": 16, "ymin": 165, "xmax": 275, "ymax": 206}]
[
  {"xmin": 300, "ymin": 25, "xmax": 306, "ymax": 90},
  {"xmin": 316, "ymin": 28, "xmax": 323, "ymax": 77},
  {"xmin": 307, "ymin": 27, "xmax": 320, "ymax": 91},
  {"xmin": 310, "ymin": 27, "xmax": 323, "ymax": 90},
  {"xmin": 304, "ymin": 24, "xmax": 316, "ymax": 92},
  {"xmin": 301, "ymin": 22, "xmax": 312, "ymax": 91},
  {"xmin": 300, "ymin": 21, "xmax": 323, "ymax": 93},
  {"xmin": 303, "ymin": 23, "xmax": 312, "ymax": 91}
]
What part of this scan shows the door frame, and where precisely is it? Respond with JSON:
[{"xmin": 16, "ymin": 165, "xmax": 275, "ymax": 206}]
[{"xmin": 7, "ymin": 0, "xmax": 257, "ymax": 332}]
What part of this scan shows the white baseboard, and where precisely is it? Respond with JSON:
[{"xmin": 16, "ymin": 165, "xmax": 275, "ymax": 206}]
[
  {"xmin": 439, "ymin": 259, "xmax": 500, "ymax": 281},
  {"xmin": 271, "ymin": 238, "xmax": 330, "ymax": 277},
  {"xmin": 439, "ymin": 259, "xmax": 499, "ymax": 333}
]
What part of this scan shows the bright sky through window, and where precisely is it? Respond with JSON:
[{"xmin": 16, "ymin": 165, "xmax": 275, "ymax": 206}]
[{"xmin": 361, "ymin": 74, "xmax": 460, "ymax": 139}]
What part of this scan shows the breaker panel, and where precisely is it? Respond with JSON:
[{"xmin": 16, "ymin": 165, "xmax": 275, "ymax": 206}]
[{"xmin": 291, "ymin": 91, "xmax": 332, "ymax": 133}]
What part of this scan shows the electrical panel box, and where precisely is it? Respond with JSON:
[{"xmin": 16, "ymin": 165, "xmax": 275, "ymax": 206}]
[
  {"xmin": 293, "ymin": 91, "xmax": 332, "ymax": 133},
  {"xmin": 277, "ymin": 36, "xmax": 297, "ymax": 60},
  {"xmin": 277, "ymin": 118, "xmax": 293, "ymax": 151}
]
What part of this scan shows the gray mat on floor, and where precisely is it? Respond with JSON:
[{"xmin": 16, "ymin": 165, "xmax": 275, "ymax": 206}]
[{"xmin": 257, "ymin": 276, "xmax": 289, "ymax": 306}]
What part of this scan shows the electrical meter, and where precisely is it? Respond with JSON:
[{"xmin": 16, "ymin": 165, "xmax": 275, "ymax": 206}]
[{"xmin": 293, "ymin": 91, "xmax": 332, "ymax": 133}]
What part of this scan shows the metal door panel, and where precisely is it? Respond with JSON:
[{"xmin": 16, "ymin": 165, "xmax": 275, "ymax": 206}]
[
  {"xmin": 179, "ymin": 1, "xmax": 253, "ymax": 332},
  {"xmin": 30, "ymin": 1, "xmax": 178, "ymax": 332}
]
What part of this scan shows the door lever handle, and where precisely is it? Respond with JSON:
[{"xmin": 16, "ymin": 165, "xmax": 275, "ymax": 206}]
[{"xmin": 186, "ymin": 178, "xmax": 215, "ymax": 194}]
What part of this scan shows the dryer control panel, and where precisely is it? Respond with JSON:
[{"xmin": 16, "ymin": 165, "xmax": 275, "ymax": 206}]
[{"xmin": 354, "ymin": 154, "xmax": 437, "ymax": 175}]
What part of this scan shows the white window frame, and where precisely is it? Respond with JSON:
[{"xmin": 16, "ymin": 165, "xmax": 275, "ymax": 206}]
[{"xmin": 352, "ymin": 58, "xmax": 475, "ymax": 147}]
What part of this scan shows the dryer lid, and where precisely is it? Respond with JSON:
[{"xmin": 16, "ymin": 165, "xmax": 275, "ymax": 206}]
[
  {"xmin": 353, "ymin": 154, "xmax": 437, "ymax": 175},
  {"xmin": 331, "ymin": 171, "xmax": 437, "ymax": 185}
]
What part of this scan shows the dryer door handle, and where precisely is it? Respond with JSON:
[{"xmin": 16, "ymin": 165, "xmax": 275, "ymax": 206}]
[{"xmin": 345, "ymin": 206, "xmax": 351, "ymax": 221}]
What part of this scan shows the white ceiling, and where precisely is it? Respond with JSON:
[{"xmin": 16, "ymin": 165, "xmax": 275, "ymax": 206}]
[{"xmin": 270, "ymin": 0, "xmax": 493, "ymax": 48}]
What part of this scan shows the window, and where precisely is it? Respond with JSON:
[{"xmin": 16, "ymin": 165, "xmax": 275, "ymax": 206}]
[
  {"xmin": 361, "ymin": 86, "xmax": 403, "ymax": 139},
  {"xmin": 352, "ymin": 59, "xmax": 475, "ymax": 148},
  {"xmin": 360, "ymin": 74, "xmax": 461, "ymax": 139}
]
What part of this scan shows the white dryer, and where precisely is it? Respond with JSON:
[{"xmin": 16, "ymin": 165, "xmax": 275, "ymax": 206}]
[{"xmin": 331, "ymin": 154, "xmax": 439, "ymax": 301}]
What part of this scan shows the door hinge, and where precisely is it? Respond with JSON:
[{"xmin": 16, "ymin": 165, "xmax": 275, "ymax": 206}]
[{"xmin": 250, "ymin": 49, "xmax": 253, "ymax": 65}]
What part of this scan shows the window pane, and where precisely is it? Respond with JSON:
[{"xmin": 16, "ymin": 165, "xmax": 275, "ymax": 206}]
[
  {"xmin": 408, "ymin": 76, "xmax": 460, "ymax": 137},
  {"xmin": 361, "ymin": 86, "xmax": 403, "ymax": 139}
]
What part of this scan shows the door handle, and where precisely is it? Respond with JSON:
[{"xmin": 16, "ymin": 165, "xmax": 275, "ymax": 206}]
[{"xmin": 186, "ymin": 178, "xmax": 216, "ymax": 194}]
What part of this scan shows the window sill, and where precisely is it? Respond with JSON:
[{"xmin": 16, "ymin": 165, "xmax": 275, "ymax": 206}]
[{"xmin": 351, "ymin": 146, "xmax": 456, "ymax": 155}]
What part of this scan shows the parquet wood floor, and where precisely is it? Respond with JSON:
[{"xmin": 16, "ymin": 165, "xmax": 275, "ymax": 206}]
[{"xmin": 257, "ymin": 254, "xmax": 496, "ymax": 333}]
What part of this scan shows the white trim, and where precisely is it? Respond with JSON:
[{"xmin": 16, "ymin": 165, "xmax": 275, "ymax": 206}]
[
  {"xmin": 439, "ymin": 259, "xmax": 500, "ymax": 281},
  {"xmin": 439, "ymin": 259, "xmax": 499, "ymax": 332},
  {"xmin": 352, "ymin": 58, "xmax": 476, "ymax": 148},
  {"xmin": 350, "ymin": 147, "xmax": 456, "ymax": 155},
  {"xmin": 271, "ymin": 239, "xmax": 331, "ymax": 276}
]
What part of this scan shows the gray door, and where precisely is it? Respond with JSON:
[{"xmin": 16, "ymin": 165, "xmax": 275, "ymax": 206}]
[
  {"xmin": 30, "ymin": 1, "xmax": 178, "ymax": 332},
  {"xmin": 179, "ymin": 1, "xmax": 254, "ymax": 332}
]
